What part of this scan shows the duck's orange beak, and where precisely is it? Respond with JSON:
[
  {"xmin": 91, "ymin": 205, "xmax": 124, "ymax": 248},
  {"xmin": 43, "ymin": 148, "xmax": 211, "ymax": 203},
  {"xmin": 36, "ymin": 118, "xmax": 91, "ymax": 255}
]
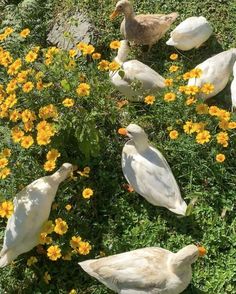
[
  {"xmin": 197, "ymin": 246, "xmax": 207, "ymax": 257},
  {"xmin": 110, "ymin": 10, "xmax": 120, "ymax": 20},
  {"xmin": 118, "ymin": 128, "xmax": 128, "ymax": 136}
]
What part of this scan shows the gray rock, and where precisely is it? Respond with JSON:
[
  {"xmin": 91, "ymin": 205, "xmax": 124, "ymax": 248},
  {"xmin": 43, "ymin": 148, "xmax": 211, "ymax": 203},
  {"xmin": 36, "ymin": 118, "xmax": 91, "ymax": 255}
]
[{"xmin": 47, "ymin": 11, "xmax": 93, "ymax": 51}]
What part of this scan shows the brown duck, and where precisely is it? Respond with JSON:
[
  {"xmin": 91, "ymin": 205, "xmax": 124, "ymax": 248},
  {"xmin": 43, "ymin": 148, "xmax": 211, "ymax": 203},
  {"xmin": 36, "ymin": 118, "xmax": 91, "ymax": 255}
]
[{"xmin": 110, "ymin": 0, "xmax": 178, "ymax": 50}]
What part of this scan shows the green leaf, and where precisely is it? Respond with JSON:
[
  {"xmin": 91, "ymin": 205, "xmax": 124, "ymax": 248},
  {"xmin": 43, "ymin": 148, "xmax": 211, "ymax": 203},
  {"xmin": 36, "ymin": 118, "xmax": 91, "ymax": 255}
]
[{"xmin": 60, "ymin": 79, "xmax": 71, "ymax": 91}]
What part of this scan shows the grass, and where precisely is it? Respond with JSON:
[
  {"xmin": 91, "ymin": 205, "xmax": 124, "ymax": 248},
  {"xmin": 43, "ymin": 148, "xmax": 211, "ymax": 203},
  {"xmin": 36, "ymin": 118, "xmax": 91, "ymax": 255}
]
[{"xmin": 0, "ymin": 0, "xmax": 236, "ymax": 293}]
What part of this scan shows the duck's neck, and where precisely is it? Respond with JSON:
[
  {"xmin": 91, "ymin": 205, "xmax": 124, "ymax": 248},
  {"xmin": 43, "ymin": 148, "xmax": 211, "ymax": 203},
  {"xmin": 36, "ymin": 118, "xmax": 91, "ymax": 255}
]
[
  {"xmin": 50, "ymin": 171, "xmax": 68, "ymax": 185},
  {"xmin": 115, "ymin": 42, "xmax": 130, "ymax": 64},
  {"xmin": 133, "ymin": 138, "xmax": 149, "ymax": 153},
  {"xmin": 124, "ymin": 7, "xmax": 135, "ymax": 19}
]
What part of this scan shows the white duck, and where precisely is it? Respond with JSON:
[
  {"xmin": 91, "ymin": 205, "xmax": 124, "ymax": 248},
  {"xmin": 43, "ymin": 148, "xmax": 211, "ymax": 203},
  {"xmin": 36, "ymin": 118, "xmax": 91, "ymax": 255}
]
[
  {"xmin": 109, "ymin": 40, "xmax": 165, "ymax": 101},
  {"xmin": 0, "ymin": 163, "xmax": 75, "ymax": 267},
  {"xmin": 79, "ymin": 244, "xmax": 206, "ymax": 294},
  {"xmin": 230, "ymin": 61, "xmax": 236, "ymax": 111},
  {"xmin": 118, "ymin": 124, "xmax": 187, "ymax": 215},
  {"xmin": 188, "ymin": 48, "xmax": 236, "ymax": 99},
  {"xmin": 166, "ymin": 16, "xmax": 213, "ymax": 51}
]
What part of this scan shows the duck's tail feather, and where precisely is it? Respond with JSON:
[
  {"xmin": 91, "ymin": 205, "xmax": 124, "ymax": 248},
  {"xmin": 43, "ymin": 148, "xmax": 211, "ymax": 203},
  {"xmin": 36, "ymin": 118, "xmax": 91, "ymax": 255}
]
[{"xmin": 0, "ymin": 250, "xmax": 16, "ymax": 268}]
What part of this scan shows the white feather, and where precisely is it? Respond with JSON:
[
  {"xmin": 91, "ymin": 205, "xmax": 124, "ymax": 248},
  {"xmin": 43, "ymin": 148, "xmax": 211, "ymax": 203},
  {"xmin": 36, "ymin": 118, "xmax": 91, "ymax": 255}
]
[
  {"xmin": 0, "ymin": 163, "xmax": 73, "ymax": 267},
  {"xmin": 166, "ymin": 16, "xmax": 213, "ymax": 51},
  {"xmin": 121, "ymin": 124, "xmax": 187, "ymax": 215},
  {"xmin": 188, "ymin": 48, "xmax": 236, "ymax": 99},
  {"xmin": 79, "ymin": 245, "xmax": 200, "ymax": 294},
  {"xmin": 231, "ymin": 62, "xmax": 236, "ymax": 111},
  {"xmin": 110, "ymin": 40, "xmax": 165, "ymax": 101}
]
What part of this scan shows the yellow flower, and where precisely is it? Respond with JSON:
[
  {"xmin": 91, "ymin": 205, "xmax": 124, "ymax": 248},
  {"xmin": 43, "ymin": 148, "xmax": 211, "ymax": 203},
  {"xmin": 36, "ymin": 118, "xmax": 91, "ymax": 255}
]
[
  {"xmin": 20, "ymin": 136, "xmax": 34, "ymax": 149},
  {"xmin": 185, "ymin": 97, "xmax": 196, "ymax": 105},
  {"xmin": 27, "ymin": 256, "xmax": 38, "ymax": 266},
  {"xmin": 218, "ymin": 120, "xmax": 229, "ymax": 130},
  {"xmin": 164, "ymin": 79, "xmax": 173, "ymax": 86},
  {"xmin": 82, "ymin": 188, "xmax": 94, "ymax": 199},
  {"xmin": 182, "ymin": 72, "xmax": 192, "ymax": 80},
  {"xmin": 0, "ymin": 201, "xmax": 14, "ymax": 218},
  {"xmin": 38, "ymin": 104, "xmax": 58, "ymax": 119},
  {"xmin": 0, "ymin": 157, "xmax": 8, "ymax": 168},
  {"xmin": 46, "ymin": 149, "xmax": 60, "ymax": 161},
  {"xmin": 47, "ymin": 245, "xmax": 61, "ymax": 261},
  {"xmin": 54, "ymin": 218, "xmax": 68, "ymax": 235},
  {"xmin": 70, "ymin": 236, "xmax": 82, "ymax": 249},
  {"xmin": 77, "ymin": 241, "xmax": 92, "ymax": 255},
  {"xmin": 228, "ymin": 121, "xmax": 236, "ymax": 129},
  {"xmin": 78, "ymin": 166, "xmax": 90, "ymax": 177},
  {"xmin": 62, "ymin": 98, "xmax": 75, "ymax": 107},
  {"xmin": 41, "ymin": 220, "xmax": 55, "ymax": 234},
  {"xmin": 196, "ymin": 103, "xmax": 209, "ymax": 114},
  {"xmin": 184, "ymin": 85, "xmax": 199, "ymax": 95},
  {"xmin": 19, "ymin": 28, "xmax": 30, "ymax": 38},
  {"xmin": 216, "ymin": 153, "xmax": 225, "ymax": 163},
  {"xmin": 92, "ymin": 52, "xmax": 101, "ymax": 60},
  {"xmin": 44, "ymin": 160, "xmax": 56, "ymax": 172},
  {"xmin": 144, "ymin": 95, "xmax": 155, "ymax": 105},
  {"xmin": 39, "ymin": 232, "xmax": 52, "ymax": 245},
  {"xmin": 169, "ymin": 130, "xmax": 179, "ymax": 140},
  {"xmin": 0, "ymin": 168, "xmax": 11, "ymax": 179},
  {"xmin": 25, "ymin": 51, "xmax": 37, "ymax": 63},
  {"xmin": 83, "ymin": 44, "xmax": 95, "ymax": 55},
  {"xmin": 196, "ymin": 130, "xmax": 211, "ymax": 144},
  {"xmin": 1, "ymin": 148, "xmax": 11, "ymax": 158},
  {"xmin": 76, "ymin": 42, "xmax": 88, "ymax": 51},
  {"xmin": 190, "ymin": 68, "xmax": 202, "ymax": 78},
  {"xmin": 43, "ymin": 271, "xmax": 52, "ymax": 284},
  {"xmin": 201, "ymin": 83, "xmax": 214, "ymax": 94},
  {"xmin": 208, "ymin": 106, "xmax": 220, "ymax": 116},
  {"xmin": 98, "ymin": 60, "xmax": 110, "ymax": 71},
  {"xmin": 170, "ymin": 53, "xmax": 178, "ymax": 60},
  {"xmin": 69, "ymin": 289, "xmax": 77, "ymax": 294},
  {"xmin": 109, "ymin": 61, "xmax": 120, "ymax": 71},
  {"xmin": 4, "ymin": 27, "xmax": 14, "ymax": 36},
  {"xmin": 217, "ymin": 109, "xmax": 230, "ymax": 121},
  {"xmin": 76, "ymin": 83, "xmax": 90, "ymax": 96},
  {"xmin": 69, "ymin": 49, "xmax": 77, "ymax": 58},
  {"xmin": 178, "ymin": 85, "xmax": 186, "ymax": 92},
  {"xmin": 65, "ymin": 204, "xmax": 72, "ymax": 211},
  {"xmin": 22, "ymin": 81, "xmax": 34, "ymax": 93},
  {"xmin": 24, "ymin": 121, "xmax": 34, "ymax": 132},
  {"xmin": 110, "ymin": 40, "xmax": 121, "ymax": 49},
  {"xmin": 164, "ymin": 92, "xmax": 176, "ymax": 102},
  {"xmin": 216, "ymin": 132, "xmax": 229, "ymax": 147},
  {"xmin": 169, "ymin": 65, "xmax": 179, "ymax": 72},
  {"xmin": 21, "ymin": 109, "xmax": 36, "ymax": 123}
]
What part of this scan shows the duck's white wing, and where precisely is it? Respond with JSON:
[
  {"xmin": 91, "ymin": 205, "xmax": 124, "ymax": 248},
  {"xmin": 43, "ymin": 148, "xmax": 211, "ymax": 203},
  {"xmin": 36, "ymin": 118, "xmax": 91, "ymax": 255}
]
[
  {"xmin": 231, "ymin": 62, "xmax": 236, "ymax": 110},
  {"xmin": 188, "ymin": 50, "xmax": 236, "ymax": 98},
  {"xmin": 123, "ymin": 60, "xmax": 165, "ymax": 89},
  {"xmin": 171, "ymin": 17, "xmax": 209, "ymax": 39},
  {"xmin": 0, "ymin": 178, "xmax": 53, "ymax": 258},
  {"xmin": 79, "ymin": 247, "xmax": 170, "ymax": 293},
  {"xmin": 122, "ymin": 142, "xmax": 186, "ymax": 214}
]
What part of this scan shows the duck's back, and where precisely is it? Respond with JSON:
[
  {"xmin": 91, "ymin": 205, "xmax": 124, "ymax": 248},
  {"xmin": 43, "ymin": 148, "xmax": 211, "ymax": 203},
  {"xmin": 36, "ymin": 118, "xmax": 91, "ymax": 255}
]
[
  {"xmin": 80, "ymin": 247, "xmax": 172, "ymax": 293},
  {"xmin": 121, "ymin": 141, "xmax": 182, "ymax": 210},
  {"xmin": 121, "ymin": 13, "xmax": 178, "ymax": 45},
  {"xmin": 188, "ymin": 49, "xmax": 236, "ymax": 97}
]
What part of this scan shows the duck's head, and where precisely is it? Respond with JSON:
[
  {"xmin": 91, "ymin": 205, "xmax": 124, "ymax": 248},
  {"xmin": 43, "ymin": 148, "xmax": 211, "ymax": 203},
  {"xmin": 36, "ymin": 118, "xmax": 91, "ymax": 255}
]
[
  {"xmin": 52, "ymin": 163, "xmax": 78, "ymax": 183},
  {"xmin": 118, "ymin": 123, "xmax": 149, "ymax": 151},
  {"xmin": 110, "ymin": 0, "xmax": 134, "ymax": 20},
  {"xmin": 170, "ymin": 244, "xmax": 206, "ymax": 272}
]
